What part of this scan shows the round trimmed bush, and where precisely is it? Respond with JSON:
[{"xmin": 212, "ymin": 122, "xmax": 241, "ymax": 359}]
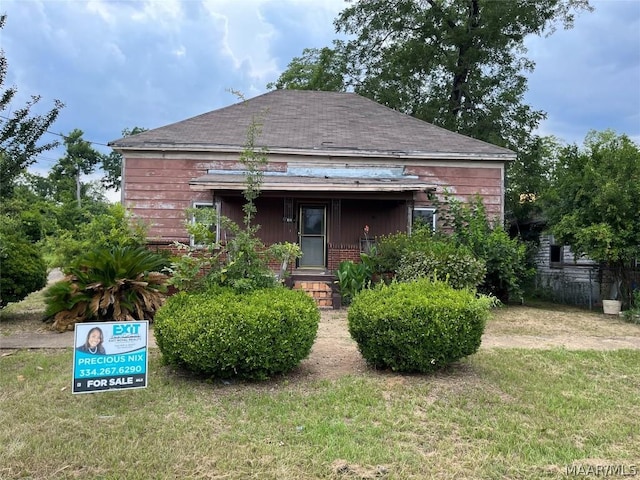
[
  {"xmin": 348, "ymin": 279, "xmax": 494, "ymax": 373},
  {"xmin": 0, "ymin": 234, "xmax": 47, "ymax": 307},
  {"xmin": 154, "ymin": 287, "xmax": 320, "ymax": 380}
]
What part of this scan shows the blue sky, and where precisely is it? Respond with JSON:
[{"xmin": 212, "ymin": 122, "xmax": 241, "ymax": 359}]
[{"xmin": 2, "ymin": 0, "xmax": 639, "ymax": 199}]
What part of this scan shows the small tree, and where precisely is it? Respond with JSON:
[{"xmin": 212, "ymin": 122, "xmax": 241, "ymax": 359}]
[
  {"xmin": 0, "ymin": 15, "xmax": 63, "ymax": 200},
  {"xmin": 544, "ymin": 130, "xmax": 640, "ymax": 306},
  {"xmin": 166, "ymin": 92, "xmax": 302, "ymax": 292}
]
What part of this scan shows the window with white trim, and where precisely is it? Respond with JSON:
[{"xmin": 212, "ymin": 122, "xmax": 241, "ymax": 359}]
[
  {"xmin": 190, "ymin": 201, "xmax": 220, "ymax": 248},
  {"xmin": 411, "ymin": 207, "xmax": 437, "ymax": 233}
]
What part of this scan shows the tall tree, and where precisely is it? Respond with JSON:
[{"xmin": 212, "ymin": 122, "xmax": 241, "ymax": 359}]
[
  {"xmin": 0, "ymin": 14, "xmax": 63, "ymax": 199},
  {"xmin": 50, "ymin": 129, "xmax": 103, "ymax": 208},
  {"xmin": 506, "ymin": 134, "xmax": 562, "ymax": 236},
  {"xmin": 269, "ymin": 1, "xmax": 593, "ymax": 230},
  {"xmin": 543, "ymin": 130, "xmax": 640, "ymax": 304},
  {"xmin": 267, "ymin": 47, "xmax": 347, "ymax": 92},
  {"xmin": 102, "ymin": 126, "xmax": 147, "ymax": 191},
  {"xmin": 334, "ymin": 0, "xmax": 591, "ymax": 148}
]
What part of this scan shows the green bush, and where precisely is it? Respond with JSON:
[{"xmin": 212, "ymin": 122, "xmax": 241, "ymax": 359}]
[
  {"xmin": 44, "ymin": 246, "xmax": 168, "ymax": 331},
  {"xmin": 348, "ymin": 279, "xmax": 495, "ymax": 373},
  {"xmin": 396, "ymin": 240, "xmax": 486, "ymax": 289},
  {"xmin": 371, "ymin": 224, "xmax": 434, "ymax": 274},
  {"xmin": 441, "ymin": 195, "xmax": 533, "ymax": 302},
  {"xmin": 154, "ymin": 287, "xmax": 320, "ymax": 380},
  {"xmin": 0, "ymin": 232, "xmax": 47, "ymax": 307},
  {"xmin": 335, "ymin": 256, "xmax": 375, "ymax": 304},
  {"xmin": 43, "ymin": 203, "xmax": 148, "ymax": 268}
]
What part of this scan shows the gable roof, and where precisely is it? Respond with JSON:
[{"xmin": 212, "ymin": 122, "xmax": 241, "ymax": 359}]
[{"xmin": 109, "ymin": 90, "xmax": 515, "ymax": 160}]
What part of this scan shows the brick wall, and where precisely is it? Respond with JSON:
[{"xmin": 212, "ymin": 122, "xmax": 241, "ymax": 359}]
[
  {"xmin": 328, "ymin": 243, "xmax": 361, "ymax": 272},
  {"xmin": 293, "ymin": 280, "xmax": 334, "ymax": 308}
]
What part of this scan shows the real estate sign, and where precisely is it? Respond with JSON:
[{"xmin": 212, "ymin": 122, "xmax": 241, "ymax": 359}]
[{"xmin": 72, "ymin": 321, "xmax": 149, "ymax": 394}]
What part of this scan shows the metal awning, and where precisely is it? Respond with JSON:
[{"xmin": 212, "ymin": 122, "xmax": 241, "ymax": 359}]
[{"xmin": 190, "ymin": 174, "xmax": 435, "ymax": 192}]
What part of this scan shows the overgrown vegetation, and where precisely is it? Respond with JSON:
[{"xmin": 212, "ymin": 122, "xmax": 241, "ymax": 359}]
[
  {"xmin": 44, "ymin": 246, "xmax": 168, "ymax": 331},
  {"xmin": 0, "ymin": 217, "xmax": 47, "ymax": 306},
  {"xmin": 348, "ymin": 279, "xmax": 495, "ymax": 373},
  {"xmin": 439, "ymin": 195, "xmax": 533, "ymax": 302},
  {"xmin": 42, "ymin": 203, "xmax": 149, "ymax": 268},
  {"xmin": 543, "ymin": 130, "xmax": 640, "ymax": 306},
  {"xmin": 338, "ymin": 202, "xmax": 528, "ymax": 304},
  {"xmin": 396, "ymin": 238, "xmax": 486, "ymax": 290},
  {"xmin": 154, "ymin": 287, "xmax": 319, "ymax": 379},
  {"xmin": 165, "ymin": 95, "xmax": 301, "ymax": 295}
]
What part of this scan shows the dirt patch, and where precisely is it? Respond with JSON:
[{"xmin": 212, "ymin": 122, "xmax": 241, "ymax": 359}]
[
  {"xmin": 289, "ymin": 305, "xmax": 640, "ymax": 382},
  {"xmin": 3, "ymin": 302, "xmax": 640, "ymax": 382}
]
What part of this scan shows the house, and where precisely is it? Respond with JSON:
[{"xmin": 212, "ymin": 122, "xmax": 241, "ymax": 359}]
[
  {"xmin": 534, "ymin": 233, "xmax": 640, "ymax": 310},
  {"xmin": 534, "ymin": 233, "xmax": 601, "ymax": 308},
  {"xmin": 109, "ymin": 90, "xmax": 515, "ymax": 306}
]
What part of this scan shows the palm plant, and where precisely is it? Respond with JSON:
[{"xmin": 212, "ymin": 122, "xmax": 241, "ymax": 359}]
[{"xmin": 45, "ymin": 246, "xmax": 168, "ymax": 331}]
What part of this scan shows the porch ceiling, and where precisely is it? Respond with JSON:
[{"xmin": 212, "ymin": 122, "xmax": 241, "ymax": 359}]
[{"xmin": 190, "ymin": 174, "xmax": 435, "ymax": 192}]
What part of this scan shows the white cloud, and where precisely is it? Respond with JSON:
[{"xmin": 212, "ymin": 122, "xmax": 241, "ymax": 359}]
[
  {"xmin": 201, "ymin": 0, "xmax": 279, "ymax": 83},
  {"xmin": 129, "ymin": 0, "xmax": 184, "ymax": 27}
]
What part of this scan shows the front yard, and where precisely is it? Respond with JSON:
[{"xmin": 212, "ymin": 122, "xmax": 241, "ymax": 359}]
[{"xmin": 1, "ymin": 299, "xmax": 639, "ymax": 479}]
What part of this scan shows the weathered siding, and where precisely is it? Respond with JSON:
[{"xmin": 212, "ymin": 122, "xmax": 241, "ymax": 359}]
[
  {"xmin": 123, "ymin": 153, "xmax": 505, "ymax": 250},
  {"xmin": 405, "ymin": 164, "xmax": 504, "ymax": 220},
  {"xmin": 534, "ymin": 234, "xmax": 601, "ymax": 307}
]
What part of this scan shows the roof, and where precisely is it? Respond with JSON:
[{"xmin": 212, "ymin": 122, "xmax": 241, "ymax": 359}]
[{"xmin": 109, "ymin": 90, "xmax": 515, "ymax": 160}]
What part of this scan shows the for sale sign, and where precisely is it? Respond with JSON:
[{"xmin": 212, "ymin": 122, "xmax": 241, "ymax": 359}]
[{"xmin": 72, "ymin": 321, "xmax": 149, "ymax": 394}]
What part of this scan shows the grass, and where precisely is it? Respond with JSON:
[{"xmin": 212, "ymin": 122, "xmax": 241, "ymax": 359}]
[
  {"xmin": 1, "ymin": 348, "xmax": 639, "ymax": 479},
  {"xmin": 2, "ymin": 293, "xmax": 639, "ymax": 478}
]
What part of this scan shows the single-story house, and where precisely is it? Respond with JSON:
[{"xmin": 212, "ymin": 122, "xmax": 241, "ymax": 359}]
[{"xmin": 109, "ymin": 90, "xmax": 515, "ymax": 306}]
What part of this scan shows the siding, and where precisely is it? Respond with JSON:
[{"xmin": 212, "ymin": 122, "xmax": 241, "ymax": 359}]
[
  {"xmin": 535, "ymin": 234, "xmax": 601, "ymax": 307},
  {"xmin": 123, "ymin": 154, "xmax": 505, "ymax": 244}
]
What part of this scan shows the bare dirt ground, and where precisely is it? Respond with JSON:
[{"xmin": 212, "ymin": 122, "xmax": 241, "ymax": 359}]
[
  {"xmin": 292, "ymin": 305, "xmax": 640, "ymax": 380},
  {"xmin": 2, "ymin": 298, "xmax": 639, "ymax": 382}
]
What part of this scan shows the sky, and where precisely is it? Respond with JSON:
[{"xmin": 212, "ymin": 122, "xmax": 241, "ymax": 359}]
[{"xmin": 1, "ymin": 0, "xmax": 639, "ymax": 201}]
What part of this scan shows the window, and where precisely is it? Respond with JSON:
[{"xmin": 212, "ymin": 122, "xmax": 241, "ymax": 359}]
[
  {"xmin": 190, "ymin": 201, "xmax": 220, "ymax": 248},
  {"xmin": 411, "ymin": 207, "xmax": 437, "ymax": 233},
  {"xmin": 550, "ymin": 244, "xmax": 563, "ymax": 268}
]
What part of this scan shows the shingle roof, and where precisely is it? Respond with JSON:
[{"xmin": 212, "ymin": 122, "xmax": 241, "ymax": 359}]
[{"xmin": 109, "ymin": 90, "xmax": 514, "ymax": 159}]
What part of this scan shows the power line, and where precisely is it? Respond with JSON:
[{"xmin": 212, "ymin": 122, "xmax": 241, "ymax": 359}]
[{"xmin": 0, "ymin": 113, "xmax": 112, "ymax": 148}]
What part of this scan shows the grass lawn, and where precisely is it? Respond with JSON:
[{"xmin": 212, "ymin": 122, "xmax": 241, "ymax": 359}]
[
  {"xmin": 2, "ymin": 292, "xmax": 640, "ymax": 478},
  {"xmin": 2, "ymin": 346, "xmax": 639, "ymax": 479}
]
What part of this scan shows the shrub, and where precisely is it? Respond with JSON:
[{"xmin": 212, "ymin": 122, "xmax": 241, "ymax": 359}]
[
  {"xmin": 154, "ymin": 287, "xmax": 320, "ymax": 380},
  {"xmin": 371, "ymin": 224, "xmax": 434, "ymax": 274},
  {"xmin": 335, "ymin": 255, "xmax": 375, "ymax": 304},
  {"xmin": 440, "ymin": 195, "xmax": 533, "ymax": 302},
  {"xmin": 44, "ymin": 246, "xmax": 168, "ymax": 331},
  {"xmin": 43, "ymin": 203, "xmax": 148, "ymax": 268},
  {"xmin": 396, "ymin": 240, "xmax": 486, "ymax": 290},
  {"xmin": 348, "ymin": 279, "xmax": 495, "ymax": 373},
  {"xmin": 0, "ymin": 232, "xmax": 47, "ymax": 307}
]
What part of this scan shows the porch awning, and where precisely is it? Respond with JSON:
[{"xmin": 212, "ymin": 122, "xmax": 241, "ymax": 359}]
[{"xmin": 190, "ymin": 174, "xmax": 435, "ymax": 192}]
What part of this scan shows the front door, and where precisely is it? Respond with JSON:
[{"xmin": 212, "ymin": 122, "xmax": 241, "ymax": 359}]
[{"xmin": 298, "ymin": 205, "xmax": 326, "ymax": 268}]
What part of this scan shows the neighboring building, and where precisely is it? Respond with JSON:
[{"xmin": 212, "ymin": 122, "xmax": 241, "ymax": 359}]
[
  {"xmin": 109, "ymin": 90, "xmax": 515, "ymax": 305},
  {"xmin": 535, "ymin": 233, "xmax": 640, "ymax": 309},
  {"xmin": 534, "ymin": 234, "xmax": 601, "ymax": 308}
]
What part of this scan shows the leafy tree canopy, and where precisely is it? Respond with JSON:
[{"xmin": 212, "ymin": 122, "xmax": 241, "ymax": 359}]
[
  {"xmin": 49, "ymin": 129, "xmax": 104, "ymax": 207},
  {"xmin": 271, "ymin": 0, "xmax": 592, "ymax": 150},
  {"xmin": 0, "ymin": 14, "xmax": 63, "ymax": 199},
  {"xmin": 543, "ymin": 130, "xmax": 640, "ymax": 280},
  {"xmin": 267, "ymin": 46, "xmax": 347, "ymax": 92}
]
